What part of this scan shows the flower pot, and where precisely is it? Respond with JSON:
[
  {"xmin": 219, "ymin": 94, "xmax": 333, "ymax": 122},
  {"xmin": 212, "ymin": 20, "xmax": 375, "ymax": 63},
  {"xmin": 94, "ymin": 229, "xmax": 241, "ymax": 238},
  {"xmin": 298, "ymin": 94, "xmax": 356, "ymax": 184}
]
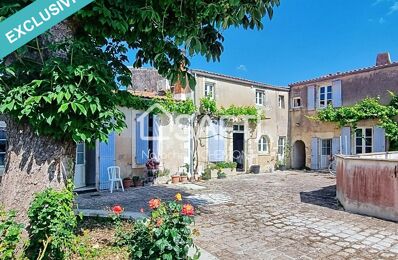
[
  {"xmin": 171, "ymin": 176, "xmax": 180, "ymax": 184},
  {"xmin": 180, "ymin": 176, "xmax": 188, "ymax": 183},
  {"xmin": 123, "ymin": 178, "xmax": 133, "ymax": 188}
]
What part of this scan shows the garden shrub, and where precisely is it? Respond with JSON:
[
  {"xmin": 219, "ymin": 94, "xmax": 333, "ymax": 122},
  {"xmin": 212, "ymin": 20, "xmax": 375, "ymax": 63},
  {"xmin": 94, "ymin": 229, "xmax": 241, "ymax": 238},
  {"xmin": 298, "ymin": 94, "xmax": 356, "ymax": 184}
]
[
  {"xmin": 0, "ymin": 208, "xmax": 23, "ymax": 260},
  {"xmin": 201, "ymin": 167, "xmax": 212, "ymax": 180},
  {"xmin": 116, "ymin": 194, "xmax": 200, "ymax": 259},
  {"xmin": 27, "ymin": 183, "xmax": 77, "ymax": 259}
]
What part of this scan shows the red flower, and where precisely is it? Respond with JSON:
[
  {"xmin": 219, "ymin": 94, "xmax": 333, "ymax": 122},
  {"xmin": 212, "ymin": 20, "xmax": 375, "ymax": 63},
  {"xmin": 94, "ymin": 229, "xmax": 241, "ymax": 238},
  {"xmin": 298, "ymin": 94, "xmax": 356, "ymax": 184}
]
[
  {"xmin": 149, "ymin": 198, "xmax": 161, "ymax": 209},
  {"xmin": 140, "ymin": 208, "xmax": 144, "ymax": 213},
  {"xmin": 181, "ymin": 204, "xmax": 195, "ymax": 216},
  {"xmin": 112, "ymin": 205, "xmax": 124, "ymax": 215},
  {"xmin": 156, "ymin": 218, "xmax": 163, "ymax": 227}
]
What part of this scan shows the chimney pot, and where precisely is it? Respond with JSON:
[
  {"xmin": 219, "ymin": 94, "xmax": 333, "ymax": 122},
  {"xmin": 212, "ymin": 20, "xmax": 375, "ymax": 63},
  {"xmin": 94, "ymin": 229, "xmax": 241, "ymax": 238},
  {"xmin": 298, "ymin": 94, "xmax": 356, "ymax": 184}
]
[{"xmin": 376, "ymin": 52, "xmax": 392, "ymax": 66}]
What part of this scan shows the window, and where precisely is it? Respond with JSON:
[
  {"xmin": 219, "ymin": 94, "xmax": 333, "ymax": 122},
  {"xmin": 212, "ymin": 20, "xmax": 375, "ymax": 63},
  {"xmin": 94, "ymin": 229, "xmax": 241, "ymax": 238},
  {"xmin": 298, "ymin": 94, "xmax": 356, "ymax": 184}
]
[
  {"xmin": 204, "ymin": 82, "xmax": 215, "ymax": 99},
  {"xmin": 76, "ymin": 143, "xmax": 85, "ymax": 165},
  {"xmin": 258, "ymin": 136, "xmax": 270, "ymax": 153},
  {"xmin": 278, "ymin": 137, "xmax": 286, "ymax": 155},
  {"xmin": 355, "ymin": 128, "xmax": 373, "ymax": 154},
  {"xmin": 278, "ymin": 95, "xmax": 285, "ymax": 109},
  {"xmin": 233, "ymin": 125, "xmax": 244, "ymax": 132},
  {"xmin": 321, "ymin": 139, "xmax": 332, "ymax": 156},
  {"xmin": 292, "ymin": 97, "xmax": 302, "ymax": 108},
  {"xmin": 0, "ymin": 124, "xmax": 6, "ymax": 171},
  {"xmin": 256, "ymin": 90, "xmax": 264, "ymax": 106},
  {"xmin": 319, "ymin": 85, "xmax": 333, "ymax": 108}
]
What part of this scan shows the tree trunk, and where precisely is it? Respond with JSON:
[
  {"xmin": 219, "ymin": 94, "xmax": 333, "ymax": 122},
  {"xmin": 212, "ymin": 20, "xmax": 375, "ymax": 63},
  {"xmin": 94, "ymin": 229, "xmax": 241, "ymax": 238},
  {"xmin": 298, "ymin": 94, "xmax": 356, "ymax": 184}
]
[{"xmin": 0, "ymin": 116, "xmax": 75, "ymax": 224}]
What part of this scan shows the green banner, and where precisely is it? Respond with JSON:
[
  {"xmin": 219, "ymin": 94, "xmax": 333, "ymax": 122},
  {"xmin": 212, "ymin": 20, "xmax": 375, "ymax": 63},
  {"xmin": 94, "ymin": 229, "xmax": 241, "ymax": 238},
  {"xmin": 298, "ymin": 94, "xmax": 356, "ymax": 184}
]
[{"xmin": 0, "ymin": 0, "xmax": 94, "ymax": 59}]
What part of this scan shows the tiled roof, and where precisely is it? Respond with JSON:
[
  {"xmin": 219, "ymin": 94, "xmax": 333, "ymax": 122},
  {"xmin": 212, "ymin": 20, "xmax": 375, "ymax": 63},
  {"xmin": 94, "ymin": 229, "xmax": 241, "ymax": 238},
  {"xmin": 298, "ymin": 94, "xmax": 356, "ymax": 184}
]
[
  {"xmin": 129, "ymin": 67, "xmax": 163, "ymax": 92},
  {"xmin": 127, "ymin": 90, "xmax": 167, "ymax": 99},
  {"xmin": 289, "ymin": 62, "xmax": 398, "ymax": 87},
  {"xmin": 192, "ymin": 69, "xmax": 289, "ymax": 91}
]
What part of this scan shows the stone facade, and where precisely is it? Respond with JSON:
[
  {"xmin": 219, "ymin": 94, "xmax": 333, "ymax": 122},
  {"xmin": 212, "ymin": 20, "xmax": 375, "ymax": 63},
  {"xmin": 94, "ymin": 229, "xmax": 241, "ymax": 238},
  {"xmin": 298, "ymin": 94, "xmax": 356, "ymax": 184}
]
[{"xmin": 289, "ymin": 54, "xmax": 398, "ymax": 170}]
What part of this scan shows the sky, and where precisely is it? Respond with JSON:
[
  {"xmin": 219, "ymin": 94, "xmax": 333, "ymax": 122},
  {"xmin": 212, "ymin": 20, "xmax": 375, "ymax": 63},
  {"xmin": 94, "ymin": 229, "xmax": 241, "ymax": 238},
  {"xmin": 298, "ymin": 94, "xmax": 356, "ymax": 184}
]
[{"xmin": 186, "ymin": 0, "xmax": 398, "ymax": 86}]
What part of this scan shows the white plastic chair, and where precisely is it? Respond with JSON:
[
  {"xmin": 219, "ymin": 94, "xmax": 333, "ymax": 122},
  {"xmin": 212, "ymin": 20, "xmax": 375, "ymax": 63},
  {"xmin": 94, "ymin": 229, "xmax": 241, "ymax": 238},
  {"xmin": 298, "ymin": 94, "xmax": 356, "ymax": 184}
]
[{"xmin": 107, "ymin": 166, "xmax": 124, "ymax": 193}]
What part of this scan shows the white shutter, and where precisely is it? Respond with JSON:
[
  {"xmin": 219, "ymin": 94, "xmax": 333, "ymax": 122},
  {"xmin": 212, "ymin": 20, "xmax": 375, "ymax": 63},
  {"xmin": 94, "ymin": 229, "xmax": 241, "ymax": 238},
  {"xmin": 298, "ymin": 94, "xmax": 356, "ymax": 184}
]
[
  {"xmin": 311, "ymin": 138, "xmax": 319, "ymax": 169},
  {"xmin": 332, "ymin": 80, "xmax": 342, "ymax": 107},
  {"xmin": 307, "ymin": 86, "xmax": 315, "ymax": 110}
]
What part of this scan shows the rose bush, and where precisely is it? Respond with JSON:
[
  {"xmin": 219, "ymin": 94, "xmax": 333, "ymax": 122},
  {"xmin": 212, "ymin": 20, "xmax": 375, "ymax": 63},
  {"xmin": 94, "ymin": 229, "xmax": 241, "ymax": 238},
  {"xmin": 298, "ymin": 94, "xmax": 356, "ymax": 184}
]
[{"xmin": 116, "ymin": 195, "xmax": 200, "ymax": 259}]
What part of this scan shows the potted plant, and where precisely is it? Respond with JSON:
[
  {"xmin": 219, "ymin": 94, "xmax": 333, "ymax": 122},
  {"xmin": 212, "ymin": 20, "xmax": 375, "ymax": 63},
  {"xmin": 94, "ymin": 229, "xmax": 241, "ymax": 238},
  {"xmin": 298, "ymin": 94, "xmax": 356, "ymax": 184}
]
[
  {"xmin": 180, "ymin": 172, "xmax": 188, "ymax": 183},
  {"xmin": 275, "ymin": 160, "xmax": 286, "ymax": 171},
  {"xmin": 133, "ymin": 176, "xmax": 143, "ymax": 187},
  {"xmin": 217, "ymin": 170, "xmax": 226, "ymax": 179},
  {"xmin": 171, "ymin": 174, "xmax": 180, "ymax": 184},
  {"xmin": 201, "ymin": 167, "xmax": 212, "ymax": 180},
  {"xmin": 122, "ymin": 176, "xmax": 133, "ymax": 188}
]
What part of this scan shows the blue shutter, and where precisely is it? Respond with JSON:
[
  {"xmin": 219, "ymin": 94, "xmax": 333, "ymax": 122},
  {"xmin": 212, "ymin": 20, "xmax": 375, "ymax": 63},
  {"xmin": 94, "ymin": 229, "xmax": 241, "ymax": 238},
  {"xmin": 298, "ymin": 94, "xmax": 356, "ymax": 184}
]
[
  {"xmin": 152, "ymin": 115, "xmax": 160, "ymax": 160},
  {"xmin": 99, "ymin": 132, "xmax": 115, "ymax": 190},
  {"xmin": 373, "ymin": 126, "xmax": 386, "ymax": 152},
  {"xmin": 311, "ymin": 138, "xmax": 319, "ymax": 169},
  {"xmin": 332, "ymin": 80, "xmax": 342, "ymax": 107},
  {"xmin": 332, "ymin": 137, "xmax": 340, "ymax": 155},
  {"xmin": 208, "ymin": 121, "xmax": 219, "ymax": 162},
  {"xmin": 136, "ymin": 113, "xmax": 149, "ymax": 165},
  {"xmin": 217, "ymin": 120, "xmax": 225, "ymax": 161},
  {"xmin": 307, "ymin": 85, "xmax": 315, "ymax": 110},
  {"xmin": 341, "ymin": 127, "xmax": 351, "ymax": 155}
]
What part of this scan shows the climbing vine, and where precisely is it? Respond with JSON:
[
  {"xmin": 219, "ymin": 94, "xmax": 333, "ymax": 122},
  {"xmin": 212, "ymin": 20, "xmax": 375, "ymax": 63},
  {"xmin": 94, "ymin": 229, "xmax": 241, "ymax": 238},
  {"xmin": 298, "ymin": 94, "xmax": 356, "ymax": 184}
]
[{"xmin": 313, "ymin": 94, "xmax": 398, "ymax": 141}]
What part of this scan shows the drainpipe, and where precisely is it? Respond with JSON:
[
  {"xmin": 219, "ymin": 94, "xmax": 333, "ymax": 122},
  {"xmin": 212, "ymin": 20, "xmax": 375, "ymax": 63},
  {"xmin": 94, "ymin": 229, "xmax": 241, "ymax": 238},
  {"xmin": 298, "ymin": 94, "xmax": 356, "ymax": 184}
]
[{"xmin": 189, "ymin": 72, "xmax": 197, "ymax": 178}]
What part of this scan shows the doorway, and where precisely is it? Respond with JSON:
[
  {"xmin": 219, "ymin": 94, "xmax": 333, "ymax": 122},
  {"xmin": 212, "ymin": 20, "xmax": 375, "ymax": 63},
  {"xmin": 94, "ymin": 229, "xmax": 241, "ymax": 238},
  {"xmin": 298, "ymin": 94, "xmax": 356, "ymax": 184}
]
[
  {"xmin": 292, "ymin": 140, "xmax": 306, "ymax": 169},
  {"xmin": 233, "ymin": 125, "xmax": 244, "ymax": 171}
]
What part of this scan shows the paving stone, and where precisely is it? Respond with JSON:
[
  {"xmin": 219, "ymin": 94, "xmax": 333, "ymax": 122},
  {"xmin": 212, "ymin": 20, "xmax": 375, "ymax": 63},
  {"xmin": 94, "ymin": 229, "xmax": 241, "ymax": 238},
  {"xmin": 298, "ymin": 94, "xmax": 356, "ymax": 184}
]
[{"xmin": 77, "ymin": 171, "xmax": 398, "ymax": 260}]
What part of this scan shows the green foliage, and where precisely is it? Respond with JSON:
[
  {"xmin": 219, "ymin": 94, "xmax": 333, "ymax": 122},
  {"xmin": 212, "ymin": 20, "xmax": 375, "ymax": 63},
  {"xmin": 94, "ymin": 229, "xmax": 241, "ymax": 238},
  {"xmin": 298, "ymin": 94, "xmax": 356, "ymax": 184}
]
[
  {"xmin": 27, "ymin": 183, "xmax": 77, "ymax": 259},
  {"xmin": 217, "ymin": 171, "xmax": 227, "ymax": 179},
  {"xmin": 116, "ymin": 91, "xmax": 197, "ymax": 115},
  {"xmin": 0, "ymin": 0, "xmax": 279, "ymax": 145},
  {"xmin": 117, "ymin": 199, "xmax": 199, "ymax": 259},
  {"xmin": 201, "ymin": 167, "xmax": 212, "ymax": 180},
  {"xmin": 199, "ymin": 97, "xmax": 263, "ymax": 120},
  {"xmin": 212, "ymin": 161, "xmax": 237, "ymax": 170},
  {"xmin": 199, "ymin": 97, "xmax": 218, "ymax": 114},
  {"xmin": 314, "ymin": 95, "xmax": 398, "ymax": 141},
  {"xmin": 0, "ymin": 208, "xmax": 23, "ymax": 260}
]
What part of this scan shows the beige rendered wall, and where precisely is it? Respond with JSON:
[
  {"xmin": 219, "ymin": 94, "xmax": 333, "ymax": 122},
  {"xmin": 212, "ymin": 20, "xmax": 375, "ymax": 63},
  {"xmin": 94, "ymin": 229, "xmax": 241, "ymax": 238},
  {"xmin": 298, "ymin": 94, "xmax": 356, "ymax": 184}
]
[
  {"xmin": 288, "ymin": 66, "xmax": 398, "ymax": 169},
  {"xmin": 115, "ymin": 108, "xmax": 190, "ymax": 179},
  {"xmin": 194, "ymin": 75, "xmax": 289, "ymax": 173}
]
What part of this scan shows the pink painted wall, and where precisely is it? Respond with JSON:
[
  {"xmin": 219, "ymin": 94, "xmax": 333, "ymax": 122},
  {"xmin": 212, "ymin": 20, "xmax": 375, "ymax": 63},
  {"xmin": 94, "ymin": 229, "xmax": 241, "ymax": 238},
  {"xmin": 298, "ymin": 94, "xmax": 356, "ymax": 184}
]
[{"xmin": 336, "ymin": 153, "xmax": 398, "ymax": 222}]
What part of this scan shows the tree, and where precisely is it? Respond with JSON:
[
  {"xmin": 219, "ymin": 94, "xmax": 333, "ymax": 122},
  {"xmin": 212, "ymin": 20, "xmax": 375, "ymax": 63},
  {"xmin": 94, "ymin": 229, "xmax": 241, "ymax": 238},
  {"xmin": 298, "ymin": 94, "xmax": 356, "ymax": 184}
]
[{"xmin": 0, "ymin": 0, "xmax": 280, "ymax": 221}]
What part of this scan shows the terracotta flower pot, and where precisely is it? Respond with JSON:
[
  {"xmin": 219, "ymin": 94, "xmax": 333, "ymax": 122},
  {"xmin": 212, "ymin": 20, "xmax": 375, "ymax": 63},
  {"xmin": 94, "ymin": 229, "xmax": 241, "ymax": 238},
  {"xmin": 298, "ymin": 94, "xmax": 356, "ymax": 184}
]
[
  {"xmin": 123, "ymin": 178, "xmax": 133, "ymax": 188},
  {"xmin": 180, "ymin": 176, "xmax": 188, "ymax": 183},
  {"xmin": 171, "ymin": 176, "xmax": 180, "ymax": 184}
]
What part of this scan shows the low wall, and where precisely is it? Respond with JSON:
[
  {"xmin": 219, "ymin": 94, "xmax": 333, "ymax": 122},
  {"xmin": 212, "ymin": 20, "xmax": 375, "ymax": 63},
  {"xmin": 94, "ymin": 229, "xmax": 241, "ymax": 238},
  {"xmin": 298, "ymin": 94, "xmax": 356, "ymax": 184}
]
[{"xmin": 336, "ymin": 152, "xmax": 398, "ymax": 222}]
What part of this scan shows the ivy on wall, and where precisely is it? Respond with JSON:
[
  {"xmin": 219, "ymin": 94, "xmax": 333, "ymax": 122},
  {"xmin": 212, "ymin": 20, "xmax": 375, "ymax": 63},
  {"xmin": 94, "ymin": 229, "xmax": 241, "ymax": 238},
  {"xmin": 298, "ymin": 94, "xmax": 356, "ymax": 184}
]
[
  {"xmin": 118, "ymin": 93, "xmax": 264, "ymax": 121},
  {"xmin": 313, "ymin": 93, "xmax": 398, "ymax": 141}
]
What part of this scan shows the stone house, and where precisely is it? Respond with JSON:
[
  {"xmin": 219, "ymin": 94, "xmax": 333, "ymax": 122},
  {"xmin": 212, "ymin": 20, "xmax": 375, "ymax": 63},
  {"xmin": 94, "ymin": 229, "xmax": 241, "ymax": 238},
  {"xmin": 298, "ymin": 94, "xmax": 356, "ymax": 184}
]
[
  {"xmin": 190, "ymin": 70, "xmax": 289, "ymax": 173},
  {"xmin": 72, "ymin": 68, "xmax": 289, "ymax": 191},
  {"xmin": 288, "ymin": 53, "xmax": 398, "ymax": 170}
]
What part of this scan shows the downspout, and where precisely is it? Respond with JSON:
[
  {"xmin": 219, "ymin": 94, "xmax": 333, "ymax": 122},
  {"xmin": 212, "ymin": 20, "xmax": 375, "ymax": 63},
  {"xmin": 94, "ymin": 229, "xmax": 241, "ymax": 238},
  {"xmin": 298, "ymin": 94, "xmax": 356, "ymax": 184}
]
[{"xmin": 190, "ymin": 72, "xmax": 197, "ymax": 178}]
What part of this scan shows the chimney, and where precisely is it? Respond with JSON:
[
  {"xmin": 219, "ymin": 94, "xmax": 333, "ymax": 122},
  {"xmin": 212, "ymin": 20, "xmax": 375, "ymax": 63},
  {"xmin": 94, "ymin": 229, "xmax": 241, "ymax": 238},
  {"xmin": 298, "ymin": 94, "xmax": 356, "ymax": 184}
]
[{"xmin": 376, "ymin": 52, "xmax": 392, "ymax": 66}]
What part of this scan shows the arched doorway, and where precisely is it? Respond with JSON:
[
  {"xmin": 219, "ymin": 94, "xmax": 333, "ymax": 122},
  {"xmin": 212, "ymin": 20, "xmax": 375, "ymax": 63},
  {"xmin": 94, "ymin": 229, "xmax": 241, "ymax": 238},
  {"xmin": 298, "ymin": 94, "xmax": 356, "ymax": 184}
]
[{"xmin": 292, "ymin": 140, "xmax": 306, "ymax": 169}]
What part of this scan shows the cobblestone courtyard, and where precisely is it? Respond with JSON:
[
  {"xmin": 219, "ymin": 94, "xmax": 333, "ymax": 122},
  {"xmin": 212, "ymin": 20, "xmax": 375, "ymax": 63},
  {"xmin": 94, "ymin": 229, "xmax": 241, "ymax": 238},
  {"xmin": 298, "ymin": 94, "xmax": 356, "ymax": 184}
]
[{"xmin": 77, "ymin": 171, "xmax": 398, "ymax": 259}]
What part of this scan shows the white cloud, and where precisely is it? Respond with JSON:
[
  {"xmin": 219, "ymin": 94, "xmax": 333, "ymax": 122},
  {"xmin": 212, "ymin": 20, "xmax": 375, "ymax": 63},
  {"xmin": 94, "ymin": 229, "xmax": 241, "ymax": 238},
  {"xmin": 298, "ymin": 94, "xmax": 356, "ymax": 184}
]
[
  {"xmin": 388, "ymin": 1, "xmax": 398, "ymax": 14},
  {"xmin": 379, "ymin": 17, "xmax": 386, "ymax": 23},
  {"xmin": 236, "ymin": 65, "xmax": 247, "ymax": 72}
]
